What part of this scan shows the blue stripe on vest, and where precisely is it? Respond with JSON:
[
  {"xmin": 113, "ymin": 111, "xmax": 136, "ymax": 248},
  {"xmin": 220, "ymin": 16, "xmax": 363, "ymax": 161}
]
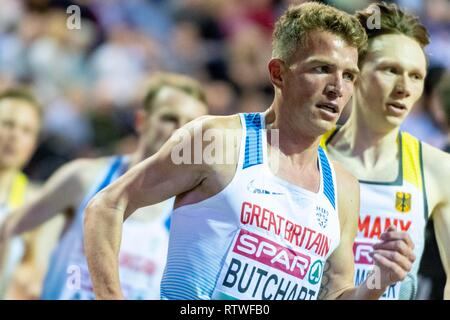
[
  {"xmin": 96, "ymin": 156, "xmax": 123, "ymax": 194},
  {"xmin": 76, "ymin": 156, "xmax": 123, "ymax": 224},
  {"xmin": 243, "ymin": 113, "xmax": 263, "ymax": 169},
  {"xmin": 318, "ymin": 147, "xmax": 335, "ymax": 209},
  {"xmin": 164, "ymin": 215, "xmax": 171, "ymax": 231}
]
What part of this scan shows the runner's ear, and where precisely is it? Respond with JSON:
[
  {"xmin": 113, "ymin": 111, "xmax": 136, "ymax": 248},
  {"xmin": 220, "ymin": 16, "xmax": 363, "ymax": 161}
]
[{"xmin": 268, "ymin": 58, "xmax": 285, "ymax": 89}]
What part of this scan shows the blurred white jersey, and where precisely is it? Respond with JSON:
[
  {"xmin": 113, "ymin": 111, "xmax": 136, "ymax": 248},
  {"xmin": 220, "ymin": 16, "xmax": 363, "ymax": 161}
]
[{"xmin": 41, "ymin": 156, "xmax": 173, "ymax": 300}]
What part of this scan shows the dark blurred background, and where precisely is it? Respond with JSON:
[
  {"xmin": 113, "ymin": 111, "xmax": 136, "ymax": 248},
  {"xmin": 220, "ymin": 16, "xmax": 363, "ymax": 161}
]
[{"xmin": 0, "ymin": 0, "xmax": 448, "ymax": 299}]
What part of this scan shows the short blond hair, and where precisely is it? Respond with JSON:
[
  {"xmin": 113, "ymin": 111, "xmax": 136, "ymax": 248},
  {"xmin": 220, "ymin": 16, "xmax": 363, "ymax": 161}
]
[
  {"xmin": 272, "ymin": 2, "xmax": 367, "ymax": 63},
  {"xmin": 142, "ymin": 72, "xmax": 206, "ymax": 113}
]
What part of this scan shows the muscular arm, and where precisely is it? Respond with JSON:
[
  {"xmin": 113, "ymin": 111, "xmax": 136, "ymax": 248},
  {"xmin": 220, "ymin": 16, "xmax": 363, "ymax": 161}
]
[
  {"xmin": 1, "ymin": 159, "xmax": 91, "ymax": 237},
  {"xmin": 84, "ymin": 117, "xmax": 214, "ymax": 299},
  {"xmin": 433, "ymin": 205, "xmax": 450, "ymax": 299},
  {"xmin": 424, "ymin": 144, "xmax": 450, "ymax": 299},
  {"xmin": 0, "ymin": 159, "xmax": 95, "ymax": 293}
]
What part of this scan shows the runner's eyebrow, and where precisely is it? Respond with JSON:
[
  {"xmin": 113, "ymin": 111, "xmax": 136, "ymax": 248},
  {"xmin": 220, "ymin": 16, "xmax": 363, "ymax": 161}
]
[
  {"xmin": 376, "ymin": 59, "xmax": 426, "ymax": 77},
  {"xmin": 304, "ymin": 57, "xmax": 360, "ymax": 75}
]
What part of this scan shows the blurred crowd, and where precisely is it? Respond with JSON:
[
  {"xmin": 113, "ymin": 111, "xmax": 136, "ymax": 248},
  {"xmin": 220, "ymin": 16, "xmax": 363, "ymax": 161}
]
[
  {"xmin": 0, "ymin": 0, "xmax": 449, "ymax": 299},
  {"xmin": 0, "ymin": 0, "xmax": 449, "ymax": 177}
]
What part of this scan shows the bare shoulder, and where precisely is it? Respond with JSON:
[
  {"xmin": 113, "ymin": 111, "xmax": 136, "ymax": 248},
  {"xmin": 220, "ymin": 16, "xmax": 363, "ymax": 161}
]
[
  {"xmin": 422, "ymin": 142, "xmax": 450, "ymax": 181},
  {"xmin": 332, "ymin": 160, "xmax": 359, "ymax": 194},
  {"xmin": 182, "ymin": 114, "xmax": 242, "ymax": 131},
  {"xmin": 332, "ymin": 160, "xmax": 360, "ymax": 227},
  {"xmin": 43, "ymin": 156, "xmax": 113, "ymax": 193},
  {"xmin": 64, "ymin": 157, "xmax": 110, "ymax": 180},
  {"xmin": 421, "ymin": 142, "xmax": 450, "ymax": 209},
  {"xmin": 168, "ymin": 114, "xmax": 243, "ymax": 168}
]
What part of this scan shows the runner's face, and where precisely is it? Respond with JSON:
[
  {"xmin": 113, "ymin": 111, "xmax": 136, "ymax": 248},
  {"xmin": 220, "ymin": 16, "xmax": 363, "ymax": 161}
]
[
  {"xmin": 139, "ymin": 87, "xmax": 208, "ymax": 152},
  {"xmin": 281, "ymin": 30, "xmax": 359, "ymax": 136},
  {"xmin": 0, "ymin": 99, "xmax": 40, "ymax": 170},
  {"xmin": 356, "ymin": 34, "xmax": 426, "ymax": 129}
]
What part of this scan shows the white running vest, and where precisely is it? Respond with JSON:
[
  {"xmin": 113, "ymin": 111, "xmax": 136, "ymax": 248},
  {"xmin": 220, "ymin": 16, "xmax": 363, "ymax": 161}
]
[
  {"xmin": 41, "ymin": 156, "xmax": 173, "ymax": 300},
  {"xmin": 321, "ymin": 130, "xmax": 428, "ymax": 300},
  {"xmin": 161, "ymin": 113, "xmax": 341, "ymax": 300}
]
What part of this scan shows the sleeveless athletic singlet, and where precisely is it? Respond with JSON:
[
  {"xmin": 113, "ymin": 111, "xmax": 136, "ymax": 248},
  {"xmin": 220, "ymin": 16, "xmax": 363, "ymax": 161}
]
[{"xmin": 161, "ymin": 113, "xmax": 341, "ymax": 300}]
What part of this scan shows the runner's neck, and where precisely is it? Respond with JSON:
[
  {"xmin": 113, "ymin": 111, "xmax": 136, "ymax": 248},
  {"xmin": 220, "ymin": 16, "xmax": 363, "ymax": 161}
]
[
  {"xmin": 334, "ymin": 108, "xmax": 400, "ymax": 168},
  {"xmin": 265, "ymin": 106, "xmax": 321, "ymax": 167}
]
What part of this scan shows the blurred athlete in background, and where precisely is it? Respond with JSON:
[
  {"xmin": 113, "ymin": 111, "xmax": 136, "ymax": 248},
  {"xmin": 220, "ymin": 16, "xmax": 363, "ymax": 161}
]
[{"xmin": 0, "ymin": 73, "xmax": 208, "ymax": 299}]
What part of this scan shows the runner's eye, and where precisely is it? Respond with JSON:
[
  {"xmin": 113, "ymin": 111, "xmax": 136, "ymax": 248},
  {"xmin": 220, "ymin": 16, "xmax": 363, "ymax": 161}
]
[
  {"xmin": 411, "ymin": 73, "xmax": 423, "ymax": 81},
  {"xmin": 314, "ymin": 66, "xmax": 330, "ymax": 73},
  {"xmin": 343, "ymin": 72, "xmax": 355, "ymax": 82},
  {"xmin": 385, "ymin": 66, "xmax": 398, "ymax": 74}
]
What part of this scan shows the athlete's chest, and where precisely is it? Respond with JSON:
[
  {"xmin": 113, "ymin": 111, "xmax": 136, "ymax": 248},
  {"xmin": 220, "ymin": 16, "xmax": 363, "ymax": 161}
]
[
  {"xmin": 224, "ymin": 167, "xmax": 338, "ymax": 243},
  {"xmin": 330, "ymin": 151, "xmax": 400, "ymax": 182}
]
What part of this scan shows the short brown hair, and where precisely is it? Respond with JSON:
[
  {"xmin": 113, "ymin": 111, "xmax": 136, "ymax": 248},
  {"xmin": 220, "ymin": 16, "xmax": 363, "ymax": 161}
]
[
  {"xmin": 355, "ymin": 2, "xmax": 430, "ymax": 61},
  {"xmin": 0, "ymin": 87, "xmax": 43, "ymax": 120},
  {"xmin": 142, "ymin": 72, "xmax": 206, "ymax": 113},
  {"xmin": 272, "ymin": 2, "xmax": 368, "ymax": 63}
]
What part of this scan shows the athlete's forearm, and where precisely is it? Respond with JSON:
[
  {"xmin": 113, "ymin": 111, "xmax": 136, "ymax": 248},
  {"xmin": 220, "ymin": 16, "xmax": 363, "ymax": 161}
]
[
  {"xmin": 12, "ymin": 205, "xmax": 57, "ymax": 236},
  {"xmin": 84, "ymin": 194, "xmax": 125, "ymax": 300}
]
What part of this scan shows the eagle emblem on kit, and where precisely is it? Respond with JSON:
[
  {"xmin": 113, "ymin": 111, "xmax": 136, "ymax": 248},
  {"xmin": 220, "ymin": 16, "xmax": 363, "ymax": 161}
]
[{"xmin": 395, "ymin": 192, "xmax": 411, "ymax": 213}]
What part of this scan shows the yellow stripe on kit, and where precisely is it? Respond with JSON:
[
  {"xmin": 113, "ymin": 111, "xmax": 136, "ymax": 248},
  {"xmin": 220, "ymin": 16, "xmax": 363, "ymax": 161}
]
[
  {"xmin": 8, "ymin": 172, "xmax": 28, "ymax": 209},
  {"xmin": 319, "ymin": 127, "xmax": 337, "ymax": 150},
  {"xmin": 401, "ymin": 132, "xmax": 423, "ymax": 190}
]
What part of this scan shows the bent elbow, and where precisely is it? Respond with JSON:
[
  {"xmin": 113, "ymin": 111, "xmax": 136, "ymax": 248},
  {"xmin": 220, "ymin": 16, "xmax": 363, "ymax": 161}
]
[
  {"xmin": 84, "ymin": 194, "xmax": 106, "ymax": 230},
  {"xmin": 84, "ymin": 191, "xmax": 127, "ymax": 231}
]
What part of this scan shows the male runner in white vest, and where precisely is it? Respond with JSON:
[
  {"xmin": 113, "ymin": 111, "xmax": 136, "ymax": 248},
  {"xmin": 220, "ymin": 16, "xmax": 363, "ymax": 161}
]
[
  {"xmin": 84, "ymin": 2, "xmax": 416, "ymax": 300},
  {"xmin": 0, "ymin": 73, "xmax": 208, "ymax": 299},
  {"xmin": 320, "ymin": 2, "xmax": 450, "ymax": 299}
]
